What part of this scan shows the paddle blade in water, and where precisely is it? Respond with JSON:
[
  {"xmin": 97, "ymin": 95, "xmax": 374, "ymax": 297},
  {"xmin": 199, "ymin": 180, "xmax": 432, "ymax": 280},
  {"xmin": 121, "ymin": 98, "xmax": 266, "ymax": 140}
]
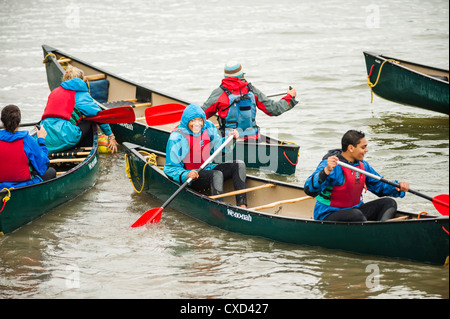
[
  {"xmin": 131, "ymin": 207, "xmax": 164, "ymax": 227},
  {"xmin": 432, "ymin": 194, "xmax": 449, "ymax": 216}
]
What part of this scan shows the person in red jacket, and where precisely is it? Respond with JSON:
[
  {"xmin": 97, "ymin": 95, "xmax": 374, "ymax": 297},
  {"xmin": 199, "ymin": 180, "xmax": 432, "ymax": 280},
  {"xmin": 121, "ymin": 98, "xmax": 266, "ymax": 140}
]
[
  {"xmin": 0, "ymin": 104, "xmax": 56, "ymax": 189},
  {"xmin": 202, "ymin": 61, "xmax": 298, "ymax": 139}
]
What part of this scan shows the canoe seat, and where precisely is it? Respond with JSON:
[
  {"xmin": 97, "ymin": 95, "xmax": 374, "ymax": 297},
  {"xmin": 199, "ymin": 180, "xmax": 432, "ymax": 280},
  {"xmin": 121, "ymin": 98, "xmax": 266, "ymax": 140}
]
[
  {"xmin": 85, "ymin": 74, "xmax": 109, "ymax": 103},
  {"xmin": 428, "ymin": 74, "xmax": 449, "ymax": 82}
]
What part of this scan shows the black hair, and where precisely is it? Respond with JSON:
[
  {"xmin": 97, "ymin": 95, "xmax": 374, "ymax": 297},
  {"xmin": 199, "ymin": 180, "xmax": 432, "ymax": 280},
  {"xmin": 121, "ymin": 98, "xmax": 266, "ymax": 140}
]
[
  {"xmin": 341, "ymin": 130, "xmax": 365, "ymax": 152},
  {"xmin": 1, "ymin": 104, "xmax": 21, "ymax": 133}
]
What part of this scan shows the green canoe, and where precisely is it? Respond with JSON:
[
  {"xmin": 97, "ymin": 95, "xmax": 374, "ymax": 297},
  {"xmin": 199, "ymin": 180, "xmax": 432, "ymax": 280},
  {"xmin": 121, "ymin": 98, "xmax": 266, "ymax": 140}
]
[
  {"xmin": 363, "ymin": 51, "xmax": 449, "ymax": 115},
  {"xmin": 124, "ymin": 142, "xmax": 449, "ymax": 265},
  {"xmin": 0, "ymin": 129, "xmax": 99, "ymax": 235},
  {"xmin": 42, "ymin": 44, "xmax": 300, "ymax": 175}
]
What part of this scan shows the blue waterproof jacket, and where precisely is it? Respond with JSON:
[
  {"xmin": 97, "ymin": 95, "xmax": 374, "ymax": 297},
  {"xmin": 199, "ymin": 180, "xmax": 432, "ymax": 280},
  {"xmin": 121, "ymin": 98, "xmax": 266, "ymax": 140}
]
[
  {"xmin": 41, "ymin": 78, "xmax": 113, "ymax": 153},
  {"xmin": 164, "ymin": 104, "xmax": 230, "ymax": 184},
  {"xmin": 304, "ymin": 150, "xmax": 405, "ymax": 221},
  {"xmin": 0, "ymin": 130, "xmax": 49, "ymax": 189}
]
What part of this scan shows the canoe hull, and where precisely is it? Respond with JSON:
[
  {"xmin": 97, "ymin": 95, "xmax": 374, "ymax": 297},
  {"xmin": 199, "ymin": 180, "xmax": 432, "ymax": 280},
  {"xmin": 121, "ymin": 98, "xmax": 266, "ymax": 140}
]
[
  {"xmin": 124, "ymin": 142, "xmax": 449, "ymax": 265},
  {"xmin": 42, "ymin": 44, "xmax": 300, "ymax": 175},
  {"xmin": 0, "ymin": 132, "xmax": 99, "ymax": 235},
  {"xmin": 364, "ymin": 51, "xmax": 449, "ymax": 115}
]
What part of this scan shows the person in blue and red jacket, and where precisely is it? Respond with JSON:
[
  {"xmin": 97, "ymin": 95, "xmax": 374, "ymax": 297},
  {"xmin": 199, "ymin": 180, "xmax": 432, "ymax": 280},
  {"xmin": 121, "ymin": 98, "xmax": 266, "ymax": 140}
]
[
  {"xmin": 164, "ymin": 104, "xmax": 247, "ymax": 208},
  {"xmin": 202, "ymin": 61, "xmax": 298, "ymax": 139},
  {"xmin": 0, "ymin": 104, "xmax": 56, "ymax": 189},
  {"xmin": 41, "ymin": 65, "xmax": 118, "ymax": 153},
  {"xmin": 304, "ymin": 130, "xmax": 410, "ymax": 222}
]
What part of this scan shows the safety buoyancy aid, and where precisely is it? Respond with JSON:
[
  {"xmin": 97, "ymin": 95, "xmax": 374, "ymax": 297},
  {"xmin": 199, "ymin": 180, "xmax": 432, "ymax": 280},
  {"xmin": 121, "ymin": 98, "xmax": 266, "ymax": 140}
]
[
  {"xmin": 0, "ymin": 139, "xmax": 31, "ymax": 182},
  {"xmin": 41, "ymin": 86, "xmax": 82, "ymax": 124},
  {"xmin": 219, "ymin": 85, "xmax": 258, "ymax": 138},
  {"xmin": 179, "ymin": 129, "xmax": 211, "ymax": 170},
  {"xmin": 318, "ymin": 162, "xmax": 366, "ymax": 208}
]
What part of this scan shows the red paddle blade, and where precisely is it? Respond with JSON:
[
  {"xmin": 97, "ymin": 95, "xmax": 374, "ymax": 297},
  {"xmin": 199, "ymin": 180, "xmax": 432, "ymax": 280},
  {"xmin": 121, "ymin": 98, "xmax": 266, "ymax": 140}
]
[
  {"xmin": 145, "ymin": 103, "xmax": 186, "ymax": 126},
  {"xmin": 85, "ymin": 106, "xmax": 136, "ymax": 124},
  {"xmin": 131, "ymin": 207, "xmax": 164, "ymax": 228},
  {"xmin": 432, "ymin": 194, "xmax": 449, "ymax": 216}
]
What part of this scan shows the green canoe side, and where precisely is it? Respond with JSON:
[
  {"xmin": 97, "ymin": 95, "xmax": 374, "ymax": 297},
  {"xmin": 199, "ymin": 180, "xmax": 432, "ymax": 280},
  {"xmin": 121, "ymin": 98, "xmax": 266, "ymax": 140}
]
[
  {"xmin": 0, "ymin": 134, "xmax": 99, "ymax": 235},
  {"xmin": 364, "ymin": 52, "xmax": 449, "ymax": 115},
  {"xmin": 125, "ymin": 144, "xmax": 449, "ymax": 265}
]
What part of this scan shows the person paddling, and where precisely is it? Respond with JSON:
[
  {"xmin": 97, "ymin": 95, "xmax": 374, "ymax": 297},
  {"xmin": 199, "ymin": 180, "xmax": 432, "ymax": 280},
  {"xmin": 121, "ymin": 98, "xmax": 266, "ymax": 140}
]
[
  {"xmin": 202, "ymin": 61, "xmax": 298, "ymax": 139},
  {"xmin": 164, "ymin": 104, "xmax": 247, "ymax": 208},
  {"xmin": 41, "ymin": 66, "xmax": 118, "ymax": 153},
  {"xmin": 304, "ymin": 130, "xmax": 409, "ymax": 222},
  {"xmin": 0, "ymin": 104, "xmax": 56, "ymax": 189}
]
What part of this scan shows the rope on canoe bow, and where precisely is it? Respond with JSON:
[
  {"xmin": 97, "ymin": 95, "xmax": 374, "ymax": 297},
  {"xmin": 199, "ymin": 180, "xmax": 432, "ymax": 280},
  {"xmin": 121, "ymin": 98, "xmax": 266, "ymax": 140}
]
[
  {"xmin": 124, "ymin": 151, "xmax": 158, "ymax": 193},
  {"xmin": 367, "ymin": 59, "xmax": 398, "ymax": 103},
  {"xmin": 281, "ymin": 140, "xmax": 300, "ymax": 166},
  {"xmin": 0, "ymin": 188, "xmax": 12, "ymax": 214}
]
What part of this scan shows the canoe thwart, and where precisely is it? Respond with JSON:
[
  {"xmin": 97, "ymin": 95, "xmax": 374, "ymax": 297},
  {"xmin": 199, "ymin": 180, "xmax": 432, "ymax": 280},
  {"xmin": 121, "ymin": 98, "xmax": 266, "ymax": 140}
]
[
  {"xmin": 209, "ymin": 183, "xmax": 276, "ymax": 199},
  {"xmin": 250, "ymin": 196, "xmax": 313, "ymax": 211},
  {"xmin": 50, "ymin": 157, "xmax": 87, "ymax": 164},
  {"xmin": 84, "ymin": 74, "xmax": 106, "ymax": 81}
]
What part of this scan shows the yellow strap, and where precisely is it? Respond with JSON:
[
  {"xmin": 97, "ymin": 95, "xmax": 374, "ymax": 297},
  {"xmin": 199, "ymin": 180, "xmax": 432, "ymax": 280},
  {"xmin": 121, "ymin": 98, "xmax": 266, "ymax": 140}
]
[{"xmin": 367, "ymin": 59, "xmax": 397, "ymax": 103}]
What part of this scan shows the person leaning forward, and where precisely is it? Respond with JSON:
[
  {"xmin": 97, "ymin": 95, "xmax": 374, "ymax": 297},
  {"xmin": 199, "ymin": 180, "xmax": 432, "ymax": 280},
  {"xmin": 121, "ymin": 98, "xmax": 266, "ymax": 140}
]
[
  {"xmin": 201, "ymin": 61, "xmax": 298, "ymax": 139},
  {"xmin": 40, "ymin": 65, "xmax": 118, "ymax": 154},
  {"xmin": 164, "ymin": 104, "xmax": 248, "ymax": 208},
  {"xmin": 304, "ymin": 130, "xmax": 409, "ymax": 222},
  {"xmin": 0, "ymin": 104, "xmax": 56, "ymax": 189}
]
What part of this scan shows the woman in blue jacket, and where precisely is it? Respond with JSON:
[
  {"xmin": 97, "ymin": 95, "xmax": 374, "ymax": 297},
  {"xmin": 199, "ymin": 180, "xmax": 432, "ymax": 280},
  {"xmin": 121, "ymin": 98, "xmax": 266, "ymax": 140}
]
[
  {"xmin": 0, "ymin": 104, "xmax": 56, "ymax": 189},
  {"xmin": 304, "ymin": 130, "xmax": 409, "ymax": 222},
  {"xmin": 41, "ymin": 66, "xmax": 118, "ymax": 153},
  {"xmin": 164, "ymin": 104, "xmax": 247, "ymax": 208}
]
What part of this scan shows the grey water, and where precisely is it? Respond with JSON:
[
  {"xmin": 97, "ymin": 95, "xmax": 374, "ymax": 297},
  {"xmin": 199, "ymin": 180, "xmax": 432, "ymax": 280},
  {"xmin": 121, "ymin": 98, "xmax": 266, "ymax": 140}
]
[{"xmin": 0, "ymin": 0, "xmax": 448, "ymax": 299}]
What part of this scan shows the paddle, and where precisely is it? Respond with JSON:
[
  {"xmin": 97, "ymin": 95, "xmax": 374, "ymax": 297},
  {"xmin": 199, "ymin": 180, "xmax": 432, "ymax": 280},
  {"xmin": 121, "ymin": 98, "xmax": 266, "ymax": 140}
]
[
  {"xmin": 2, "ymin": 106, "xmax": 136, "ymax": 129},
  {"xmin": 337, "ymin": 160, "xmax": 449, "ymax": 216},
  {"xmin": 131, "ymin": 134, "xmax": 235, "ymax": 227},
  {"xmin": 144, "ymin": 103, "xmax": 186, "ymax": 126},
  {"xmin": 84, "ymin": 106, "xmax": 136, "ymax": 123}
]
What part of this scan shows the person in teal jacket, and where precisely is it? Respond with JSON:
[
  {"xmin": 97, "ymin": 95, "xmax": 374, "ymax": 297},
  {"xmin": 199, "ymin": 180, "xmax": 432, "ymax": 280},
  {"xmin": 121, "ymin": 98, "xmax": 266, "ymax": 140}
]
[
  {"xmin": 41, "ymin": 66, "xmax": 118, "ymax": 153},
  {"xmin": 164, "ymin": 104, "xmax": 247, "ymax": 207},
  {"xmin": 304, "ymin": 130, "xmax": 409, "ymax": 222}
]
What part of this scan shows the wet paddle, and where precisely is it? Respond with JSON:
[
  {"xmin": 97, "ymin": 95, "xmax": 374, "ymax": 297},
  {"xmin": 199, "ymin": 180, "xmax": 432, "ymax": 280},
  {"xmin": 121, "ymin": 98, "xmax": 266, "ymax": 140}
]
[
  {"xmin": 84, "ymin": 106, "xmax": 136, "ymax": 123},
  {"xmin": 131, "ymin": 134, "xmax": 235, "ymax": 227},
  {"xmin": 337, "ymin": 160, "xmax": 449, "ymax": 216},
  {"xmin": 5, "ymin": 106, "xmax": 136, "ymax": 129},
  {"xmin": 145, "ymin": 103, "xmax": 186, "ymax": 126}
]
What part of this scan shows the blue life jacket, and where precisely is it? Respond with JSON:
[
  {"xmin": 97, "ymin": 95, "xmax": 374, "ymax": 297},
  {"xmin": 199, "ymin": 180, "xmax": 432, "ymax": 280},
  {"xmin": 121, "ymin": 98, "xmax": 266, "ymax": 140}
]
[{"xmin": 220, "ymin": 86, "xmax": 258, "ymax": 138}]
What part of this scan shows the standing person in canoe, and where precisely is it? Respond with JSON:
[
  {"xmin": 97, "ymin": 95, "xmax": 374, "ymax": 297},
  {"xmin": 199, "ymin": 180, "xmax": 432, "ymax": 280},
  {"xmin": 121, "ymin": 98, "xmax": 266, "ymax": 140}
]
[
  {"xmin": 304, "ymin": 130, "xmax": 410, "ymax": 222},
  {"xmin": 202, "ymin": 61, "xmax": 298, "ymax": 139},
  {"xmin": 40, "ymin": 65, "xmax": 118, "ymax": 153},
  {"xmin": 0, "ymin": 104, "xmax": 56, "ymax": 189},
  {"xmin": 164, "ymin": 104, "xmax": 248, "ymax": 208}
]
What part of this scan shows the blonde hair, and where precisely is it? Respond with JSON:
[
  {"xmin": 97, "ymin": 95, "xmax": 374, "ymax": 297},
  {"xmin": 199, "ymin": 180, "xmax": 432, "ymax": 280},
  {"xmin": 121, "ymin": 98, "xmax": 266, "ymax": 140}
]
[{"xmin": 63, "ymin": 65, "xmax": 84, "ymax": 81}]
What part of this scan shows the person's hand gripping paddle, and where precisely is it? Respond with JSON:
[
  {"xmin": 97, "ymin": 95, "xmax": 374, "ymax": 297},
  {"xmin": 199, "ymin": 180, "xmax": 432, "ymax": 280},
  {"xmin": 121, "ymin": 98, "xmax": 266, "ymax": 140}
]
[{"xmin": 131, "ymin": 134, "xmax": 235, "ymax": 227}]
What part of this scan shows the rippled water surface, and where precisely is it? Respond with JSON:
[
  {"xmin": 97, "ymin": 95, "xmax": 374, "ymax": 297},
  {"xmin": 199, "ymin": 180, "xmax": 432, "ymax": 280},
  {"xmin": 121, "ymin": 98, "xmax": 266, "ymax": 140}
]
[{"xmin": 1, "ymin": 0, "xmax": 448, "ymax": 299}]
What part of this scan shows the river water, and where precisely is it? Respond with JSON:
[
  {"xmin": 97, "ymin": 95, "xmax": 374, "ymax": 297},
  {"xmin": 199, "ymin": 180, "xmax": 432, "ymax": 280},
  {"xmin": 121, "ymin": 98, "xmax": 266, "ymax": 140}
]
[{"xmin": 0, "ymin": 0, "xmax": 448, "ymax": 300}]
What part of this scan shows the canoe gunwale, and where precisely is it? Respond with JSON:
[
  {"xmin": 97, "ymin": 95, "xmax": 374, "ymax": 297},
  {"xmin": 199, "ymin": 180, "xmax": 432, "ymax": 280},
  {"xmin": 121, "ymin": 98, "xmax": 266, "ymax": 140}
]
[{"xmin": 364, "ymin": 51, "xmax": 449, "ymax": 84}]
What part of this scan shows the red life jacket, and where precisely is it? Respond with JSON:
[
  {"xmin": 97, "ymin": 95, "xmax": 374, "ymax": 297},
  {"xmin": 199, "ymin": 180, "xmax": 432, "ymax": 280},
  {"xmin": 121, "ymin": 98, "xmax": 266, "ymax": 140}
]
[
  {"xmin": 182, "ymin": 129, "xmax": 211, "ymax": 170},
  {"xmin": 329, "ymin": 162, "xmax": 366, "ymax": 208},
  {"xmin": 0, "ymin": 138, "xmax": 31, "ymax": 182},
  {"xmin": 41, "ymin": 86, "xmax": 77, "ymax": 121}
]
